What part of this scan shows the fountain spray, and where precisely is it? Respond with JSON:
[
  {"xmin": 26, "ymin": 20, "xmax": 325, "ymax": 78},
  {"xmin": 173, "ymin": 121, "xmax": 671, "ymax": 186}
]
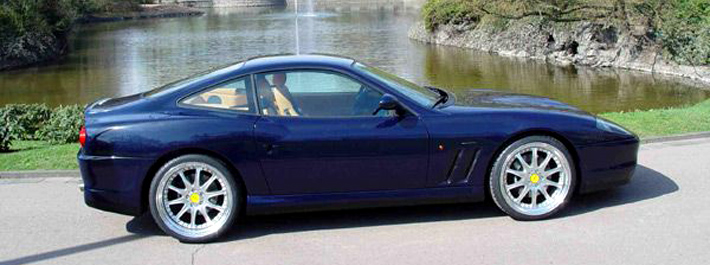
[{"xmin": 294, "ymin": 0, "xmax": 300, "ymax": 55}]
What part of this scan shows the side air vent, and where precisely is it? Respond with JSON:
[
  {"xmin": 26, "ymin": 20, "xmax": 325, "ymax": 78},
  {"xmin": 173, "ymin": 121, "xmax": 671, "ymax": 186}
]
[
  {"xmin": 441, "ymin": 147, "xmax": 480, "ymax": 185},
  {"xmin": 443, "ymin": 149, "xmax": 465, "ymax": 184},
  {"xmin": 461, "ymin": 149, "xmax": 481, "ymax": 184}
]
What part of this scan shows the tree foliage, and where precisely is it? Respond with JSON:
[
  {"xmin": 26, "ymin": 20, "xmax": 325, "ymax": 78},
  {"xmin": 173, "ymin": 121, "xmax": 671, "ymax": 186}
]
[
  {"xmin": 0, "ymin": 0, "xmax": 143, "ymax": 69},
  {"xmin": 657, "ymin": 0, "xmax": 710, "ymax": 65},
  {"xmin": 421, "ymin": 0, "xmax": 710, "ymax": 66}
]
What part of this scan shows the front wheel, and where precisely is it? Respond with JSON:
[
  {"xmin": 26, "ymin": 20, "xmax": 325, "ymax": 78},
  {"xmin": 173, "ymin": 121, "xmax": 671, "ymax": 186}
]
[
  {"xmin": 489, "ymin": 136, "xmax": 576, "ymax": 220},
  {"xmin": 149, "ymin": 155, "xmax": 240, "ymax": 242}
]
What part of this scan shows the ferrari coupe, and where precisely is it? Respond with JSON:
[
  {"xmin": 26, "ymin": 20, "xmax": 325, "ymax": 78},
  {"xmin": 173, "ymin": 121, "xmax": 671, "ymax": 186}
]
[{"xmin": 78, "ymin": 54, "xmax": 639, "ymax": 242}]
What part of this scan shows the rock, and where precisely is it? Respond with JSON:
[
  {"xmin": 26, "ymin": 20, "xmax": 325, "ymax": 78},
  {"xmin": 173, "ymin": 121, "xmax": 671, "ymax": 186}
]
[{"xmin": 408, "ymin": 20, "xmax": 710, "ymax": 86}]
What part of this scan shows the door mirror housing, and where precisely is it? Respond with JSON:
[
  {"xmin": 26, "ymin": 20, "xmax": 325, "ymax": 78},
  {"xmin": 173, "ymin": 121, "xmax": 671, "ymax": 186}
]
[
  {"xmin": 373, "ymin": 94, "xmax": 405, "ymax": 116},
  {"xmin": 379, "ymin": 94, "xmax": 399, "ymax": 110}
]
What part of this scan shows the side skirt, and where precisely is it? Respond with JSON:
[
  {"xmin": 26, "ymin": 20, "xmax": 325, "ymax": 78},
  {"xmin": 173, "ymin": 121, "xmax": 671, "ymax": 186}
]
[{"xmin": 245, "ymin": 186, "xmax": 485, "ymax": 215}]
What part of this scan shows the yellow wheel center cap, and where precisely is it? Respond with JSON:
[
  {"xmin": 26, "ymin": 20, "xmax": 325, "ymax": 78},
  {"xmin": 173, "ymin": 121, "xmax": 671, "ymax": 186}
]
[
  {"xmin": 530, "ymin": 174, "xmax": 540, "ymax": 183},
  {"xmin": 189, "ymin": 193, "xmax": 201, "ymax": 203}
]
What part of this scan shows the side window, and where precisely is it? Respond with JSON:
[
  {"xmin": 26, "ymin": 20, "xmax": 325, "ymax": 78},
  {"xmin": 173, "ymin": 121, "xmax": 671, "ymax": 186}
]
[
  {"xmin": 181, "ymin": 77, "xmax": 254, "ymax": 113},
  {"xmin": 255, "ymin": 70, "xmax": 390, "ymax": 117}
]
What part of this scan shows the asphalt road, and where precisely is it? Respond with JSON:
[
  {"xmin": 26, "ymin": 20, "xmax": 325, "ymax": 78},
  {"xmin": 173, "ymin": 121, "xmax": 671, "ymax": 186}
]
[{"xmin": 1, "ymin": 138, "xmax": 709, "ymax": 265}]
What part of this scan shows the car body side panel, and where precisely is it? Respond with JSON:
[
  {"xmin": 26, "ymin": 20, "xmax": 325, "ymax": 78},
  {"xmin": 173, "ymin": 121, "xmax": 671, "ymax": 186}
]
[
  {"xmin": 245, "ymin": 186, "xmax": 485, "ymax": 215},
  {"xmin": 421, "ymin": 107, "xmax": 636, "ymax": 192},
  {"xmin": 79, "ymin": 154, "xmax": 154, "ymax": 215},
  {"xmin": 422, "ymin": 115, "xmax": 499, "ymax": 188},
  {"xmin": 79, "ymin": 107, "xmax": 267, "ymax": 214},
  {"xmin": 254, "ymin": 114, "xmax": 430, "ymax": 194}
]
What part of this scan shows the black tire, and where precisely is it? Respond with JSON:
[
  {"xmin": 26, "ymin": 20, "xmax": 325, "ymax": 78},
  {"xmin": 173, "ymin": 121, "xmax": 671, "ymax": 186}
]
[
  {"xmin": 149, "ymin": 154, "xmax": 241, "ymax": 243},
  {"xmin": 489, "ymin": 136, "xmax": 576, "ymax": 220}
]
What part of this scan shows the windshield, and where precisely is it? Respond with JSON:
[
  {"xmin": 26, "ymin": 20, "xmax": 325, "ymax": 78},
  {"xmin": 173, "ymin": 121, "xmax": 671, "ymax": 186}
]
[
  {"xmin": 143, "ymin": 62, "xmax": 246, "ymax": 98},
  {"xmin": 353, "ymin": 63, "xmax": 438, "ymax": 107}
]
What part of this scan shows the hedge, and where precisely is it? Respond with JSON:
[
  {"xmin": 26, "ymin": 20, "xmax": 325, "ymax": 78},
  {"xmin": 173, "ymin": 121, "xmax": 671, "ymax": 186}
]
[
  {"xmin": 0, "ymin": 104, "xmax": 84, "ymax": 151},
  {"xmin": 36, "ymin": 105, "xmax": 85, "ymax": 145}
]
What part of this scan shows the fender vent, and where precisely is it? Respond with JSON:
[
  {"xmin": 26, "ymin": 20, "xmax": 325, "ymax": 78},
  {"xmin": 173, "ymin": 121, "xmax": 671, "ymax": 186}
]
[
  {"xmin": 442, "ymin": 147, "xmax": 480, "ymax": 185},
  {"xmin": 461, "ymin": 149, "xmax": 481, "ymax": 184},
  {"xmin": 443, "ymin": 149, "xmax": 465, "ymax": 184}
]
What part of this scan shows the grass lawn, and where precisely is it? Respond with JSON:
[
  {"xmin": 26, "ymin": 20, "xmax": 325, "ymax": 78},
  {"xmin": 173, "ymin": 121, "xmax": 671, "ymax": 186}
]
[
  {"xmin": 0, "ymin": 141, "xmax": 79, "ymax": 171},
  {"xmin": 600, "ymin": 99, "xmax": 710, "ymax": 138}
]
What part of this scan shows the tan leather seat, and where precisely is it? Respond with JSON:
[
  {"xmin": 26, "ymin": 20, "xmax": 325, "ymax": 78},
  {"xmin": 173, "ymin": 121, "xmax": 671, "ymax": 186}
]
[
  {"xmin": 272, "ymin": 88, "xmax": 298, "ymax": 116},
  {"xmin": 256, "ymin": 76, "xmax": 277, "ymax": 115},
  {"xmin": 258, "ymin": 74, "xmax": 299, "ymax": 116}
]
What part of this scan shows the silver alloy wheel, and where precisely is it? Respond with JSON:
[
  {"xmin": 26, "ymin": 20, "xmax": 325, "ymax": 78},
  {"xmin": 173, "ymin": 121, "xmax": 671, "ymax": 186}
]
[
  {"xmin": 154, "ymin": 162, "xmax": 234, "ymax": 239},
  {"xmin": 499, "ymin": 142, "xmax": 572, "ymax": 216}
]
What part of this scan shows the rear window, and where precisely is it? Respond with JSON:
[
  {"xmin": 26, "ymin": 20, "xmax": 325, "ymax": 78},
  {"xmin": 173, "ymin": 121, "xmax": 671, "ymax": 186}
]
[{"xmin": 180, "ymin": 76, "xmax": 255, "ymax": 113}]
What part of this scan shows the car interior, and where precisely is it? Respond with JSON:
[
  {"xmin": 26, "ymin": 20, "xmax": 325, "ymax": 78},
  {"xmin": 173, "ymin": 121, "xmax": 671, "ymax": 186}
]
[
  {"xmin": 181, "ymin": 71, "xmax": 387, "ymax": 117},
  {"xmin": 257, "ymin": 71, "xmax": 386, "ymax": 117},
  {"xmin": 182, "ymin": 77, "xmax": 252, "ymax": 112}
]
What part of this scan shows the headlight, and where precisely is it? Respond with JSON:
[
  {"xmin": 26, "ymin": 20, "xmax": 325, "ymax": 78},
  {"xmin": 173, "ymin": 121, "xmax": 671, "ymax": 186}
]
[{"xmin": 596, "ymin": 117, "xmax": 634, "ymax": 136}]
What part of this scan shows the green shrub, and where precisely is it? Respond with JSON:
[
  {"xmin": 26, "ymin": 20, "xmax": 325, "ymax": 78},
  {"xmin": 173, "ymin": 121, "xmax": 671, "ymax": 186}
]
[
  {"xmin": 0, "ymin": 104, "xmax": 52, "ymax": 140},
  {"xmin": 657, "ymin": 0, "xmax": 710, "ymax": 65},
  {"xmin": 36, "ymin": 105, "xmax": 84, "ymax": 144},
  {"xmin": 0, "ymin": 104, "xmax": 52, "ymax": 151},
  {"xmin": 0, "ymin": 108, "xmax": 17, "ymax": 152},
  {"xmin": 0, "ymin": 104, "xmax": 84, "ymax": 149},
  {"xmin": 422, "ymin": 0, "xmax": 481, "ymax": 31}
]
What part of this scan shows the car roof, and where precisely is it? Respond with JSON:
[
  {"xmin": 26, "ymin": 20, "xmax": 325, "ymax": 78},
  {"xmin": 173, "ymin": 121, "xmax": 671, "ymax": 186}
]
[
  {"xmin": 141, "ymin": 54, "xmax": 358, "ymax": 100},
  {"xmin": 240, "ymin": 54, "xmax": 356, "ymax": 73}
]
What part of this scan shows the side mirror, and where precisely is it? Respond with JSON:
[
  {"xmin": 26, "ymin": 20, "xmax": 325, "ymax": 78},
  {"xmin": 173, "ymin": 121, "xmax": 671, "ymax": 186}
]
[{"xmin": 373, "ymin": 94, "xmax": 405, "ymax": 116}]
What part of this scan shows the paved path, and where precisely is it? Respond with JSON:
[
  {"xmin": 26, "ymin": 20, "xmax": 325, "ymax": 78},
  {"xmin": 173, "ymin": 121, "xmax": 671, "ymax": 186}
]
[{"xmin": 1, "ymin": 138, "xmax": 709, "ymax": 265}]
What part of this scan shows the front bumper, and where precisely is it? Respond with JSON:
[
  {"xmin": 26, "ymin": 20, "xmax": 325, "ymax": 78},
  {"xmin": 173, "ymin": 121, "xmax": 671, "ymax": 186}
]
[
  {"xmin": 78, "ymin": 151, "xmax": 155, "ymax": 216},
  {"xmin": 576, "ymin": 136, "xmax": 639, "ymax": 194}
]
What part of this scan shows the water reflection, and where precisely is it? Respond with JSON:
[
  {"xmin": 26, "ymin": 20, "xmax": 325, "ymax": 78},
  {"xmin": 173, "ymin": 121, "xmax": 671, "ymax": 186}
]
[
  {"xmin": 419, "ymin": 46, "xmax": 710, "ymax": 112},
  {"xmin": 0, "ymin": 6, "xmax": 707, "ymax": 113}
]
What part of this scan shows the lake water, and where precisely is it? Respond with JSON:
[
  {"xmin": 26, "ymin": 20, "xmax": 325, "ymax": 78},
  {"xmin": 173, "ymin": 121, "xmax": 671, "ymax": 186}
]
[{"xmin": 1, "ymin": 6, "xmax": 708, "ymax": 113}]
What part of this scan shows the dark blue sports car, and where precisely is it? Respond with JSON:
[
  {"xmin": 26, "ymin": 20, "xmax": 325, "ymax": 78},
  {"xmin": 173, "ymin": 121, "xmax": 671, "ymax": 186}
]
[{"xmin": 78, "ymin": 54, "xmax": 639, "ymax": 242}]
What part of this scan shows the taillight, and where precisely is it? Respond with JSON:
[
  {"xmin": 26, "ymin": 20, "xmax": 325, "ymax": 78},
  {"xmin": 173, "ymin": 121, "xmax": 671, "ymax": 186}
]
[{"xmin": 79, "ymin": 126, "xmax": 86, "ymax": 147}]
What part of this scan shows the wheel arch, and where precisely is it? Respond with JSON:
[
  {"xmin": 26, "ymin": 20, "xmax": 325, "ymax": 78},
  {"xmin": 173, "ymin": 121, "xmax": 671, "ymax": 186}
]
[
  {"xmin": 140, "ymin": 148, "xmax": 247, "ymax": 214},
  {"xmin": 483, "ymin": 129, "xmax": 583, "ymax": 200}
]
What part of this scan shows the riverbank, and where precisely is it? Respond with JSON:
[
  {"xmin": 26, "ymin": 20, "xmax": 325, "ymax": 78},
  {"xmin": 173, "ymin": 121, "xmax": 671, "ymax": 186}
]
[
  {"xmin": 409, "ymin": 0, "xmax": 710, "ymax": 85},
  {"xmin": 0, "ymin": 2, "xmax": 204, "ymax": 71},
  {"xmin": 79, "ymin": 4, "xmax": 205, "ymax": 23},
  {"xmin": 409, "ymin": 21, "xmax": 710, "ymax": 85}
]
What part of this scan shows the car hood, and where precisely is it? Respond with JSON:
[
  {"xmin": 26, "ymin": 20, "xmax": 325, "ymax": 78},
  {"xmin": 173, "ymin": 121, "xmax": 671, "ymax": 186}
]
[{"xmin": 447, "ymin": 89, "xmax": 588, "ymax": 115}]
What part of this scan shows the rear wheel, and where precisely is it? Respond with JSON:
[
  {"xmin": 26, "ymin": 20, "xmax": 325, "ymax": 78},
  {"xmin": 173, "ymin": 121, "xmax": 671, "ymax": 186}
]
[
  {"xmin": 149, "ymin": 155, "xmax": 240, "ymax": 242},
  {"xmin": 489, "ymin": 136, "xmax": 576, "ymax": 220}
]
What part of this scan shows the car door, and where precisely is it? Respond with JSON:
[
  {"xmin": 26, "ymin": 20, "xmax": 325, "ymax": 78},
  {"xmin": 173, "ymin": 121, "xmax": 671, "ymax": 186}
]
[{"xmin": 253, "ymin": 69, "xmax": 430, "ymax": 194}]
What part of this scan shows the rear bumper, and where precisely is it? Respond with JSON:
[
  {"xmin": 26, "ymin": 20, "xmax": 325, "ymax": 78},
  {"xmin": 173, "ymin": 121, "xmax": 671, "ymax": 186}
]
[
  {"xmin": 83, "ymin": 187, "xmax": 142, "ymax": 216},
  {"xmin": 78, "ymin": 151, "xmax": 154, "ymax": 216},
  {"xmin": 577, "ymin": 137, "xmax": 639, "ymax": 194}
]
